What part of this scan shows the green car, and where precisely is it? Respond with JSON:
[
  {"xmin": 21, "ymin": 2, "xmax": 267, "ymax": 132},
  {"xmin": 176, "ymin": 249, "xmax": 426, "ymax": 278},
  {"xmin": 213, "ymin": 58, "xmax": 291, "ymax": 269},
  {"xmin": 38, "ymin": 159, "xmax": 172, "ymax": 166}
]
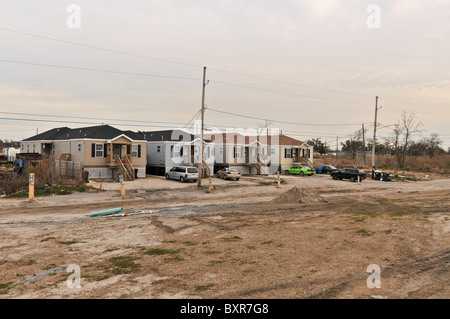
[{"xmin": 283, "ymin": 166, "xmax": 315, "ymax": 176}]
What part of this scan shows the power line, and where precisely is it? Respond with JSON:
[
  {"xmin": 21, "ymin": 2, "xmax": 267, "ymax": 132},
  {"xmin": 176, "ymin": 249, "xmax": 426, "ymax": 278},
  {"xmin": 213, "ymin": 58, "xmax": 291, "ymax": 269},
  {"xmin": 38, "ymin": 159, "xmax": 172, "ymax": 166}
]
[
  {"xmin": 209, "ymin": 67, "xmax": 373, "ymax": 98},
  {"xmin": 211, "ymin": 80, "xmax": 373, "ymax": 107},
  {"xmin": 0, "ymin": 59, "xmax": 201, "ymax": 81},
  {"xmin": 0, "ymin": 27, "xmax": 201, "ymax": 69},
  {"xmin": 0, "ymin": 110, "xmax": 189, "ymax": 126},
  {"xmin": 207, "ymin": 107, "xmax": 370, "ymax": 127}
]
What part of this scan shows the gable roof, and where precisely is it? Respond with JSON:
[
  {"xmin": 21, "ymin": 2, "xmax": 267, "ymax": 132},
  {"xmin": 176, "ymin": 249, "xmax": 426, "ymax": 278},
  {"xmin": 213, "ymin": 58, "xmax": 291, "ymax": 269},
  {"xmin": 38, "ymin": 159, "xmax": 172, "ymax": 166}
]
[
  {"xmin": 22, "ymin": 125, "xmax": 145, "ymax": 142},
  {"xmin": 23, "ymin": 127, "xmax": 71, "ymax": 141}
]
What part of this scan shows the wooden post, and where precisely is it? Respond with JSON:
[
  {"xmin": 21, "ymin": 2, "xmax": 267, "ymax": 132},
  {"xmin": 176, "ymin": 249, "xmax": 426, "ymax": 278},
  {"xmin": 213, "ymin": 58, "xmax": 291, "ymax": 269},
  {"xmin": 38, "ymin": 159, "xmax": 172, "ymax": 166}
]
[
  {"xmin": 119, "ymin": 175, "xmax": 125, "ymax": 198},
  {"xmin": 208, "ymin": 177, "xmax": 213, "ymax": 192},
  {"xmin": 29, "ymin": 173, "xmax": 35, "ymax": 201},
  {"xmin": 277, "ymin": 171, "xmax": 281, "ymax": 188}
]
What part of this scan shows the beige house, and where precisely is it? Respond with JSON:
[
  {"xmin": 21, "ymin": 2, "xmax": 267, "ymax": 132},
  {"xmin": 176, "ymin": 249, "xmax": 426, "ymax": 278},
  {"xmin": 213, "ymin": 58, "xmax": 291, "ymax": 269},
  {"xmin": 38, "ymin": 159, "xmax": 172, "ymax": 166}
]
[
  {"xmin": 20, "ymin": 125, "xmax": 147, "ymax": 180},
  {"xmin": 204, "ymin": 132, "xmax": 313, "ymax": 175},
  {"xmin": 275, "ymin": 135, "xmax": 314, "ymax": 172}
]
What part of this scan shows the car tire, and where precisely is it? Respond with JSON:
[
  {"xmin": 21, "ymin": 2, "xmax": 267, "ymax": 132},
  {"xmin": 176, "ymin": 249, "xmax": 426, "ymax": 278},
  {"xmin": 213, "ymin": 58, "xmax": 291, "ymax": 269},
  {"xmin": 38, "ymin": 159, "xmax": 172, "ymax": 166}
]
[
  {"xmin": 333, "ymin": 175, "xmax": 338, "ymax": 180},
  {"xmin": 165, "ymin": 174, "xmax": 169, "ymax": 180},
  {"xmin": 350, "ymin": 177, "xmax": 356, "ymax": 182},
  {"xmin": 223, "ymin": 175, "xmax": 227, "ymax": 180},
  {"xmin": 300, "ymin": 172, "xmax": 304, "ymax": 176},
  {"xmin": 180, "ymin": 177, "xmax": 185, "ymax": 183},
  {"xmin": 284, "ymin": 171, "xmax": 289, "ymax": 175},
  {"xmin": 236, "ymin": 178, "xmax": 240, "ymax": 181}
]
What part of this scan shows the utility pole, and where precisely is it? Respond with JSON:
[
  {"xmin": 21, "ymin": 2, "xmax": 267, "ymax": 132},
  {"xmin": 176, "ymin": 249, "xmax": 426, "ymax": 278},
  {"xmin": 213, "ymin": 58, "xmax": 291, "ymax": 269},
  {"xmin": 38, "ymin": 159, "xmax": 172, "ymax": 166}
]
[
  {"xmin": 371, "ymin": 96, "xmax": 381, "ymax": 178},
  {"xmin": 362, "ymin": 124, "xmax": 366, "ymax": 166},
  {"xmin": 336, "ymin": 136, "xmax": 339, "ymax": 157},
  {"xmin": 198, "ymin": 66, "xmax": 207, "ymax": 187}
]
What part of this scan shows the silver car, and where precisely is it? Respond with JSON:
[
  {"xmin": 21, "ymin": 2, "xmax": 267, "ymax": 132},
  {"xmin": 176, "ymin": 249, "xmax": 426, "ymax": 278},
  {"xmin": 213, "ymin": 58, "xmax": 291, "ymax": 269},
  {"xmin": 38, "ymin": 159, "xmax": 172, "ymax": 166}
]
[{"xmin": 166, "ymin": 166, "xmax": 199, "ymax": 182}]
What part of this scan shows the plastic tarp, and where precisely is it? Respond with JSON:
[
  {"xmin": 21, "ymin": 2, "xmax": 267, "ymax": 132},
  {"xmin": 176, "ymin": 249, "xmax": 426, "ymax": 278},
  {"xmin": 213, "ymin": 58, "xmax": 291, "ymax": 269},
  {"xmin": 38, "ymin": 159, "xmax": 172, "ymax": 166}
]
[{"xmin": 316, "ymin": 165, "xmax": 324, "ymax": 174}]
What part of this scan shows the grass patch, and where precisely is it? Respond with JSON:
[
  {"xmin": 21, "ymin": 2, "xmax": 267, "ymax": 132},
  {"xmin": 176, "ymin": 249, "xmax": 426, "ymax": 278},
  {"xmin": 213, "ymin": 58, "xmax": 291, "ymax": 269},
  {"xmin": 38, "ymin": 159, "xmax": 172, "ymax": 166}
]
[
  {"xmin": 209, "ymin": 260, "xmax": 226, "ymax": 265},
  {"xmin": 0, "ymin": 282, "xmax": 13, "ymax": 295},
  {"xmin": 261, "ymin": 240, "xmax": 274, "ymax": 245},
  {"xmin": 110, "ymin": 256, "xmax": 141, "ymax": 274},
  {"xmin": 144, "ymin": 248, "xmax": 180, "ymax": 255},
  {"xmin": 40, "ymin": 237, "xmax": 56, "ymax": 242},
  {"xmin": 356, "ymin": 229, "xmax": 375, "ymax": 237},
  {"xmin": 222, "ymin": 236, "xmax": 242, "ymax": 242},
  {"xmin": 164, "ymin": 256, "xmax": 184, "ymax": 262},
  {"xmin": 194, "ymin": 284, "xmax": 215, "ymax": 292},
  {"xmin": 58, "ymin": 240, "xmax": 79, "ymax": 245},
  {"xmin": 182, "ymin": 241, "xmax": 198, "ymax": 246}
]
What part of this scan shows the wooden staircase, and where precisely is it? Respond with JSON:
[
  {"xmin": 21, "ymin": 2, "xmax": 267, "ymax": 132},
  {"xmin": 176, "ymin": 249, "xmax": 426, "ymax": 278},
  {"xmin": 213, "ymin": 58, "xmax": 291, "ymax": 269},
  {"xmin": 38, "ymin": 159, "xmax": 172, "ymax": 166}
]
[
  {"xmin": 252, "ymin": 157, "xmax": 269, "ymax": 175},
  {"xmin": 115, "ymin": 154, "xmax": 135, "ymax": 181},
  {"xmin": 194, "ymin": 161, "xmax": 210, "ymax": 178}
]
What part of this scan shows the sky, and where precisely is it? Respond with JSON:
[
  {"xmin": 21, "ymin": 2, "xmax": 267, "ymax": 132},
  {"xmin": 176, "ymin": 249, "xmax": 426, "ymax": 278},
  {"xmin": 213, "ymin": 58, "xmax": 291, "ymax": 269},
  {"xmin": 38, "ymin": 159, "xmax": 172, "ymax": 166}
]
[{"xmin": 0, "ymin": 0, "xmax": 449, "ymax": 149}]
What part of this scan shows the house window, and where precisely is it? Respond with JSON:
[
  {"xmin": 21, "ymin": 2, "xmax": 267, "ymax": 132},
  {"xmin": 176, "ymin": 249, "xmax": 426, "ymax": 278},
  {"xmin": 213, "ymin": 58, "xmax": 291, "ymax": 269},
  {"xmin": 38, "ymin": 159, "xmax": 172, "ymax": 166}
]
[
  {"xmin": 52, "ymin": 144, "xmax": 55, "ymax": 156},
  {"xmin": 132, "ymin": 145, "xmax": 139, "ymax": 158},
  {"xmin": 233, "ymin": 146, "xmax": 243, "ymax": 158},
  {"xmin": 27, "ymin": 145, "xmax": 29, "ymax": 153},
  {"xmin": 21, "ymin": 145, "xmax": 24, "ymax": 151},
  {"xmin": 95, "ymin": 143, "xmax": 104, "ymax": 157},
  {"xmin": 78, "ymin": 144, "xmax": 81, "ymax": 152},
  {"xmin": 157, "ymin": 146, "xmax": 161, "ymax": 152},
  {"xmin": 219, "ymin": 146, "xmax": 223, "ymax": 154},
  {"xmin": 285, "ymin": 148, "xmax": 292, "ymax": 159},
  {"xmin": 32, "ymin": 144, "xmax": 35, "ymax": 153}
]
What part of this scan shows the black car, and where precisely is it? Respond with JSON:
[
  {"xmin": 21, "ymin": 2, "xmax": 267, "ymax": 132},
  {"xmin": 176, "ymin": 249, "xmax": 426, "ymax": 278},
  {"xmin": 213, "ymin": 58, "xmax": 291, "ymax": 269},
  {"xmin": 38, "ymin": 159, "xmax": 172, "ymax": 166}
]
[
  {"xmin": 331, "ymin": 168, "xmax": 366, "ymax": 182},
  {"xmin": 321, "ymin": 165, "xmax": 338, "ymax": 175}
]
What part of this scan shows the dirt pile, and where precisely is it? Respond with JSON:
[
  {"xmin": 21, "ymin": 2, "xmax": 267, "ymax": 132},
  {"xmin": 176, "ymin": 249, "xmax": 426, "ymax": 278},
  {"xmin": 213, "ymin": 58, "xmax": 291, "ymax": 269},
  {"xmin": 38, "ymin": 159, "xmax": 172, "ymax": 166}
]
[{"xmin": 271, "ymin": 186, "xmax": 325, "ymax": 204}]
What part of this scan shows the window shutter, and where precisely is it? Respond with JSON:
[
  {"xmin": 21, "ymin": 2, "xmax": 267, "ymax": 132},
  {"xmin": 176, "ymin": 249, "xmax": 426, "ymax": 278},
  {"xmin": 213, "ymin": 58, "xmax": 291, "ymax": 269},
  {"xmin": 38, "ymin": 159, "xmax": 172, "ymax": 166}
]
[
  {"xmin": 233, "ymin": 147, "xmax": 236, "ymax": 158},
  {"xmin": 91, "ymin": 143, "xmax": 95, "ymax": 157},
  {"xmin": 284, "ymin": 148, "xmax": 287, "ymax": 158},
  {"xmin": 127, "ymin": 145, "xmax": 131, "ymax": 155},
  {"xmin": 104, "ymin": 144, "xmax": 108, "ymax": 157},
  {"xmin": 138, "ymin": 145, "xmax": 141, "ymax": 158}
]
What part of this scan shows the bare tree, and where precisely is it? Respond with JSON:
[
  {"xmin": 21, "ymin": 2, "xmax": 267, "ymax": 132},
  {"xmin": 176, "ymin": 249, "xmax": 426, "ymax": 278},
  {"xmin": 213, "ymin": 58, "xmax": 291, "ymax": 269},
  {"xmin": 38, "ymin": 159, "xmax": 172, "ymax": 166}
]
[{"xmin": 398, "ymin": 111, "xmax": 423, "ymax": 166}]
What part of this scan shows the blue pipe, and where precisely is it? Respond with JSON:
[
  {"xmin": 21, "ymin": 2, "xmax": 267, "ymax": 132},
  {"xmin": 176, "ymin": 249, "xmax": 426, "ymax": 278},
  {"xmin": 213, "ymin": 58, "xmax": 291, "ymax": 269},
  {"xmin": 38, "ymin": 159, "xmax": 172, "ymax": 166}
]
[{"xmin": 90, "ymin": 207, "xmax": 123, "ymax": 217}]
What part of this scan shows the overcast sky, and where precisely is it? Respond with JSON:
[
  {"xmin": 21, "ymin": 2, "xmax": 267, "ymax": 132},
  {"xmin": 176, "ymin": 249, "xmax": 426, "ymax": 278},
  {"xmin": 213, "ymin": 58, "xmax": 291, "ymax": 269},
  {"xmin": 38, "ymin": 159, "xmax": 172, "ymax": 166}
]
[{"xmin": 1, "ymin": 0, "xmax": 449, "ymax": 148}]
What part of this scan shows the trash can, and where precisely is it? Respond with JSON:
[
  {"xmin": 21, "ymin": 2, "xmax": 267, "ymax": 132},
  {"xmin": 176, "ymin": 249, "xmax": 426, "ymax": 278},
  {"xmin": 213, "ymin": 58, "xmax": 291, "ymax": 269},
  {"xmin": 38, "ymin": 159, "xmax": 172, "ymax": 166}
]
[
  {"xmin": 82, "ymin": 170, "xmax": 89, "ymax": 183},
  {"xmin": 374, "ymin": 171, "xmax": 381, "ymax": 180},
  {"xmin": 382, "ymin": 172, "xmax": 390, "ymax": 181}
]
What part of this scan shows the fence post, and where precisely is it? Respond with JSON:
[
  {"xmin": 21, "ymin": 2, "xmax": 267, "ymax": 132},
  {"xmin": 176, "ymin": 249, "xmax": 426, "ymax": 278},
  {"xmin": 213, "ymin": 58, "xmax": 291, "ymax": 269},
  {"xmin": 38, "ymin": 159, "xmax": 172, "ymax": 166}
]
[
  {"xmin": 29, "ymin": 173, "xmax": 35, "ymax": 201},
  {"xmin": 119, "ymin": 175, "xmax": 126, "ymax": 198}
]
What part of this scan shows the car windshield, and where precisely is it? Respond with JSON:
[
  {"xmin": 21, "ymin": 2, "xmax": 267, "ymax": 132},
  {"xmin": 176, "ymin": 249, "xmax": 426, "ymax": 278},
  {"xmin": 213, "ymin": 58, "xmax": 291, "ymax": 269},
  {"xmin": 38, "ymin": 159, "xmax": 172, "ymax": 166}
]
[
  {"xmin": 329, "ymin": 166, "xmax": 337, "ymax": 170},
  {"xmin": 228, "ymin": 169, "xmax": 238, "ymax": 172},
  {"xmin": 304, "ymin": 166, "xmax": 311, "ymax": 170},
  {"xmin": 187, "ymin": 168, "xmax": 198, "ymax": 173}
]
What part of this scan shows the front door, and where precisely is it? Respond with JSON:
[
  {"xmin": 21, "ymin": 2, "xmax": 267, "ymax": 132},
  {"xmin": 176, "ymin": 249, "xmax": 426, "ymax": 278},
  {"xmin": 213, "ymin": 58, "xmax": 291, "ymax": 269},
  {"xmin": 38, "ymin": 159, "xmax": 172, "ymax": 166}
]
[{"xmin": 113, "ymin": 144, "xmax": 122, "ymax": 159}]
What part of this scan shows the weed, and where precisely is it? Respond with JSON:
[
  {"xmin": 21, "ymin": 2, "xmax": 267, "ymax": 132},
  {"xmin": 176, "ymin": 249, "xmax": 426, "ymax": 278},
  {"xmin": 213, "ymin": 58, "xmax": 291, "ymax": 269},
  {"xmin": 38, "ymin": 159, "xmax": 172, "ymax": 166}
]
[
  {"xmin": 182, "ymin": 241, "xmax": 198, "ymax": 246},
  {"xmin": 40, "ymin": 237, "xmax": 56, "ymax": 242},
  {"xmin": 110, "ymin": 256, "xmax": 141, "ymax": 274},
  {"xmin": 0, "ymin": 282, "xmax": 13, "ymax": 295},
  {"xmin": 145, "ymin": 248, "xmax": 180, "ymax": 255},
  {"xmin": 356, "ymin": 229, "xmax": 375, "ymax": 237},
  {"xmin": 58, "ymin": 240, "xmax": 79, "ymax": 245},
  {"xmin": 195, "ymin": 284, "xmax": 214, "ymax": 291},
  {"xmin": 222, "ymin": 236, "xmax": 242, "ymax": 242},
  {"xmin": 164, "ymin": 256, "xmax": 184, "ymax": 262}
]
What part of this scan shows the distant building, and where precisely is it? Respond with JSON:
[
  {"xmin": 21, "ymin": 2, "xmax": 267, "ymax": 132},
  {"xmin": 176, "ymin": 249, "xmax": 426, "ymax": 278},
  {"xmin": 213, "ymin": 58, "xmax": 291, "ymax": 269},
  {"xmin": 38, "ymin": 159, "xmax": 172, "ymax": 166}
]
[{"xmin": 2, "ymin": 147, "xmax": 20, "ymax": 162}]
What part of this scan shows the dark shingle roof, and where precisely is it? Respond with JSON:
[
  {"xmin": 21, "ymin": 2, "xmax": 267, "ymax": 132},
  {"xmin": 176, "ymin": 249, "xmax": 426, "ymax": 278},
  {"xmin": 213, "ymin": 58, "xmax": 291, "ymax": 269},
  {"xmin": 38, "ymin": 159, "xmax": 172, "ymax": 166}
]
[
  {"xmin": 23, "ymin": 125, "xmax": 145, "ymax": 142},
  {"xmin": 23, "ymin": 127, "xmax": 71, "ymax": 141},
  {"xmin": 140, "ymin": 130, "xmax": 195, "ymax": 142}
]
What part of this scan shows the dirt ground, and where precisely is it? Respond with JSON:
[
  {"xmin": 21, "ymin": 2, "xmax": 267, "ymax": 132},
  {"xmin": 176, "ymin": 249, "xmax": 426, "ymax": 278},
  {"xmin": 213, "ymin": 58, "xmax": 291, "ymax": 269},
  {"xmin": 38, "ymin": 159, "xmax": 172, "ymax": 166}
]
[{"xmin": 0, "ymin": 173, "xmax": 449, "ymax": 299}]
